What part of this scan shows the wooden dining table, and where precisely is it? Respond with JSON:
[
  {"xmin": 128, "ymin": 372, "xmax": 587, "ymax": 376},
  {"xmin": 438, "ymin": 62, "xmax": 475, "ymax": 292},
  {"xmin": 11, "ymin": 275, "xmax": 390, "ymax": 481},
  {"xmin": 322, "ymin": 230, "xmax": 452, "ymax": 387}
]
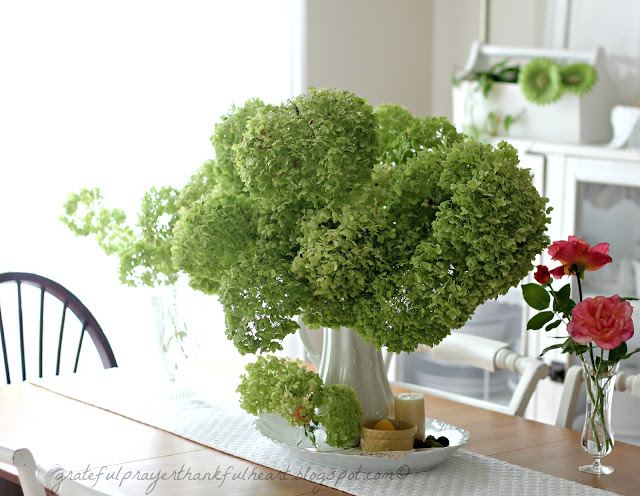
[{"xmin": 0, "ymin": 380, "xmax": 638, "ymax": 496}]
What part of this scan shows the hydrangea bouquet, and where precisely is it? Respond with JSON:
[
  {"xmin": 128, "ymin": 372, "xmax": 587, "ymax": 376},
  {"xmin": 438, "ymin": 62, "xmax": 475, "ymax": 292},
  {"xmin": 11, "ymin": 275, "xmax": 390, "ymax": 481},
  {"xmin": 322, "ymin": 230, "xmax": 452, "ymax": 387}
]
[
  {"xmin": 523, "ymin": 236, "xmax": 639, "ymax": 471},
  {"xmin": 171, "ymin": 88, "xmax": 551, "ymax": 448},
  {"xmin": 64, "ymin": 88, "xmax": 552, "ymax": 448},
  {"xmin": 172, "ymin": 89, "xmax": 551, "ymax": 355}
]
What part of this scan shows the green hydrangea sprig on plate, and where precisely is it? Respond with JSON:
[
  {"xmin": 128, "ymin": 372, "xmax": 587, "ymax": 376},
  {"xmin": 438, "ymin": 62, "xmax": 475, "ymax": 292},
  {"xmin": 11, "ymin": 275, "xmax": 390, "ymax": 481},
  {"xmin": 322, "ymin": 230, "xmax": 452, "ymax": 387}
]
[
  {"xmin": 318, "ymin": 384, "xmax": 362, "ymax": 448},
  {"xmin": 236, "ymin": 355, "xmax": 362, "ymax": 448}
]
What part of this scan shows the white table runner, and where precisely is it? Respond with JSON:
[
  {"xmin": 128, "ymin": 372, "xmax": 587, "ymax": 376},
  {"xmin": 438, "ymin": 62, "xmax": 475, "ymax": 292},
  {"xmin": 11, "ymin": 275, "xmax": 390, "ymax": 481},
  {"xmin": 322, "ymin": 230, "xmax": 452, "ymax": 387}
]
[{"xmin": 33, "ymin": 370, "xmax": 620, "ymax": 496}]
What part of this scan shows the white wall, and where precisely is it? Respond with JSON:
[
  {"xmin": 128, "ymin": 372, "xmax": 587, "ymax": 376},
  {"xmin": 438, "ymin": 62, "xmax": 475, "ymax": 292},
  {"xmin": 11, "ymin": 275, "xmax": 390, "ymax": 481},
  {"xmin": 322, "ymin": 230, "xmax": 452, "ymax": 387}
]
[
  {"xmin": 302, "ymin": 0, "xmax": 548, "ymax": 119},
  {"xmin": 303, "ymin": 0, "xmax": 433, "ymax": 117},
  {"xmin": 566, "ymin": 0, "xmax": 640, "ymax": 106},
  {"xmin": 431, "ymin": 0, "xmax": 548, "ymax": 119}
]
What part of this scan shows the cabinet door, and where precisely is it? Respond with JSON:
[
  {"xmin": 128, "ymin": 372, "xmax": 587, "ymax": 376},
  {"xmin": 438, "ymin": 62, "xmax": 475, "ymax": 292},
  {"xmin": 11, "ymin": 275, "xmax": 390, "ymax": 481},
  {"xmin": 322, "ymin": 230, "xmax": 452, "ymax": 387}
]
[{"xmin": 563, "ymin": 157, "xmax": 640, "ymax": 299}]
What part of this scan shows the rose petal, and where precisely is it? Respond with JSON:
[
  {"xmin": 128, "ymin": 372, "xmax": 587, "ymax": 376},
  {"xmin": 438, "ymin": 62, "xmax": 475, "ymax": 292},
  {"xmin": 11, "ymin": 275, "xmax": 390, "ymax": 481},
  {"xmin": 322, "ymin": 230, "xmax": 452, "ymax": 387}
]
[
  {"xmin": 550, "ymin": 265, "xmax": 566, "ymax": 279},
  {"xmin": 569, "ymin": 295, "xmax": 634, "ymax": 351},
  {"xmin": 590, "ymin": 242, "xmax": 611, "ymax": 255}
]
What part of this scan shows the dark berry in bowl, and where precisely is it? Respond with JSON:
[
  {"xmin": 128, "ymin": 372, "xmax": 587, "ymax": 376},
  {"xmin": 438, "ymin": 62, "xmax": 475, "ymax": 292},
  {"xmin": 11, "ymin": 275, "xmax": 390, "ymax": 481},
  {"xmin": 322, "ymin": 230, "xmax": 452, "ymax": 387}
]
[{"xmin": 436, "ymin": 436, "xmax": 450, "ymax": 447}]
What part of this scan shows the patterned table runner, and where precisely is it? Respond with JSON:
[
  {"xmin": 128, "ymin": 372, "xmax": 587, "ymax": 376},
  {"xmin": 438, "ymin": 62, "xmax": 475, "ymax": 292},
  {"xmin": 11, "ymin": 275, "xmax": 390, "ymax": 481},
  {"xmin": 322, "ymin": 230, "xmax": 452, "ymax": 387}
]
[{"xmin": 32, "ymin": 370, "xmax": 620, "ymax": 496}]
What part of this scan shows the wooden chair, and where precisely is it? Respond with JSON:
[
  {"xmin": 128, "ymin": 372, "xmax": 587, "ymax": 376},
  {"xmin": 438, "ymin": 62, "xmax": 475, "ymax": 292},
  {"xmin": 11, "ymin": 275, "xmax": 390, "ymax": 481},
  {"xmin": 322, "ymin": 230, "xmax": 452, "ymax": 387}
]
[
  {"xmin": 387, "ymin": 333, "xmax": 550, "ymax": 417},
  {"xmin": 555, "ymin": 365, "xmax": 640, "ymax": 428},
  {"xmin": 0, "ymin": 272, "xmax": 117, "ymax": 384},
  {"xmin": 0, "ymin": 445, "xmax": 120, "ymax": 495}
]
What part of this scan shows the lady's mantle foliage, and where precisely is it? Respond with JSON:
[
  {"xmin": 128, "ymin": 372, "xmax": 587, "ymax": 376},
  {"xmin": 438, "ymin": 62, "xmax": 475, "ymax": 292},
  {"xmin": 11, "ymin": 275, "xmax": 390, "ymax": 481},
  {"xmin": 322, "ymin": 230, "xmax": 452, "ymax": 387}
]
[{"xmin": 172, "ymin": 88, "xmax": 551, "ymax": 354}]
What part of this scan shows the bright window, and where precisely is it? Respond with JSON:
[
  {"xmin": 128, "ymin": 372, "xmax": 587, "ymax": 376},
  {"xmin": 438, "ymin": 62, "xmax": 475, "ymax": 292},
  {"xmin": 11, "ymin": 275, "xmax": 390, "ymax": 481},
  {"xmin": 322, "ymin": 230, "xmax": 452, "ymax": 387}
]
[{"xmin": 0, "ymin": 1, "xmax": 299, "ymax": 381}]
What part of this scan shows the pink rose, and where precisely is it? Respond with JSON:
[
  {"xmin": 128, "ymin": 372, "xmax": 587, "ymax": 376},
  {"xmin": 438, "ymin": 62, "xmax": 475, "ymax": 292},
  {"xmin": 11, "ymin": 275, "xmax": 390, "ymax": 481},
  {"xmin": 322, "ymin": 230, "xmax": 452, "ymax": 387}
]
[
  {"xmin": 547, "ymin": 236, "xmax": 612, "ymax": 278},
  {"xmin": 568, "ymin": 295, "xmax": 634, "ymax": 350}
]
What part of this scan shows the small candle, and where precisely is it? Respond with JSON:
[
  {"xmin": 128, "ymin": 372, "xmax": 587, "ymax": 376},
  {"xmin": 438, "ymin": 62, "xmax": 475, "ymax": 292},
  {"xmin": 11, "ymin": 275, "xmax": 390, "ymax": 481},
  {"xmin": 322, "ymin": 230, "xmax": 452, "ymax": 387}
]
[{"xmin": 394, "ymin": 393, "xmax": 425, "ymax": 440}]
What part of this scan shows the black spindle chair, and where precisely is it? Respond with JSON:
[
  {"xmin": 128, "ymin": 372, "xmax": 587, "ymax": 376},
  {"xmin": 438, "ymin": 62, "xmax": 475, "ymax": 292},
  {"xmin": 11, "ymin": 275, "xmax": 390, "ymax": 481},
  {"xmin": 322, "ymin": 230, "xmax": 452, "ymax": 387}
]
[{"xmin": 0, "ymin": 272, "xmax": 117, "ymax": 384}]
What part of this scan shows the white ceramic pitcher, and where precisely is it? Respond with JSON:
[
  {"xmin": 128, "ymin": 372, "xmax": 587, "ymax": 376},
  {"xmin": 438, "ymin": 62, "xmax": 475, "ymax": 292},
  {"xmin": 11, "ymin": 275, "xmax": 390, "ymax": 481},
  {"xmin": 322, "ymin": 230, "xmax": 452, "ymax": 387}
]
[{"xmin": 297, "ymin": 317, "xmax": 393, "ymax": 420}]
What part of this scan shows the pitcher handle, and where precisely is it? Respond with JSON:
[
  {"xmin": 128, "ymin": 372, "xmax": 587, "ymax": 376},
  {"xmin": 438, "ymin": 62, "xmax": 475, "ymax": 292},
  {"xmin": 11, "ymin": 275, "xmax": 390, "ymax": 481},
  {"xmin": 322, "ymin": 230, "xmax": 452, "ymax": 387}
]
[{"xmin": 297, "ymin": 315, "xmax": 322, "ymax": 370}]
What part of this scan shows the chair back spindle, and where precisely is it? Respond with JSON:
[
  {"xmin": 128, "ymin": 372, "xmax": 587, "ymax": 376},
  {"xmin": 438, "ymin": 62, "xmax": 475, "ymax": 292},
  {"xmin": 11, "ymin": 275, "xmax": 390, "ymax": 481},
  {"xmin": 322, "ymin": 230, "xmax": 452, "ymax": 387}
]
[
  {"xmin": 17, "ymin": 281, "xmax": 26, "ymax": 381},
  {"xmin": 0, "ymin": 304, "xmax": 10, "ymax": 384},
  {"xmin": 38, "ymin": 287, "xmax": 44, "ymax": 378},
  {"xmin": 56, "ymin": 303, "xmax": 68, "ymax": 377},
  {"xmin": 0, "ymin": 272, "xmax": 117, "ymax": 384}
]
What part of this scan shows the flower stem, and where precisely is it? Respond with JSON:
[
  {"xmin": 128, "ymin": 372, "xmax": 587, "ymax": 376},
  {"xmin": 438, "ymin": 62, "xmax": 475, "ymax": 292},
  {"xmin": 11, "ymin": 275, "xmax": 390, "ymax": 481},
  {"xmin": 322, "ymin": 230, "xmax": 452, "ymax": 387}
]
[
  {"xmin": 582, "ymin": 359, "xmax": 603, "ymax": 452},
  {"xmin": 576, "ymin": 272, "xmax": 583, "ymax": 302}
]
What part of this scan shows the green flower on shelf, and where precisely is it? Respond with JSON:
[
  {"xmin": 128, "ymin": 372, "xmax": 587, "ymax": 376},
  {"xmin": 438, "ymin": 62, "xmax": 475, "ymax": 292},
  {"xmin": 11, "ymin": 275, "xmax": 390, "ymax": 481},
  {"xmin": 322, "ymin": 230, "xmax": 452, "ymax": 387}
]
[
  {"xmin": 560, "ymin": 63, "xmax": 598, "ymax": 97},
  {"xmin": 519, "ymin": 58, "xmax": 563, "ymax": 105}
]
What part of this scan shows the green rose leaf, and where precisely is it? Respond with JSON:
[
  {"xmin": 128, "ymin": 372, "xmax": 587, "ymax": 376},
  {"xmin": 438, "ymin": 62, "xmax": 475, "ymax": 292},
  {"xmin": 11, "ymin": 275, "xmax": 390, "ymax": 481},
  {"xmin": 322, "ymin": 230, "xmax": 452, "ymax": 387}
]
[
  {"xmin": 552, "ymin": 283, "xmax": 575, "ymax": 315},
  {"xmin": 540, "ymin": 343, "xmax": 564, "ymax": 356},
  {"xmin": 545, "ymin": 320, "xmax": 562, "ymax": 332},
  {"xmin": 563, "ymin": 339, "xmax": 588, "ymax": 356},
  {"xmin": 622, "ymin": 347, "xmax": 640, "ymax": 360},
  {"xmin": 608, "ymin": 342, "xmax": 627, "ymax": 362},
  {"xmin": 527, "ymin": 311, "xmax": 554, "ymax": 330},
  {"xmin": 522, "ymin": 283, "xmax": 550, "ymax": 310}
]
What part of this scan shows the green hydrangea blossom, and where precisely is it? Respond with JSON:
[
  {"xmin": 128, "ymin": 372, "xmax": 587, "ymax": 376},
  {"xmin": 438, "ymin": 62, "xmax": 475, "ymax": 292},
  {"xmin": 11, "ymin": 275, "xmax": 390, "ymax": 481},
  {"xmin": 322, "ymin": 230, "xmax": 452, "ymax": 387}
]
[
  {"xmin": 318, "ymin": 384, "xmax": 362, "ymax": 448},
  {"xmin": 383, "ymin": 114, "xmax": 464, "ymax": 166},
  {"xmin": 176, "ymin": 159, "xmax": 220, "ymax": 210},
  {"xmin": 292, "ymin": 204, "xmax": 389, "ymax": 302},
  {"xmin": 373, "ymin": 103, "xmax": 415, "ymax": 158},
  {"xmin": 173, "ymin": 88, "xmax": 551, "ymax": 354},
  {"xmin": 218, "ymin": 254, "xmax": 308, "ymax": 354},
  {"xmin": 61, "ymin": 186, "xmax": 181, "ymax": 287},
  {"xmin": 236, "ymin": 355, "xmax": 361, "ymax": 448},
  {"xmin": 236, "ymin": 355, "xmax": 323, "ymax": 424},
  {"xmin": 235, "ymin": 88, "xmax": 378, "ymax": 210},
  {"xmin": 172, "ymin": 190, "xmax": 257, "ymax": 295},
  {"xmin": 210, "ymin": 98, "xmax": 267, "ymax": 191}
]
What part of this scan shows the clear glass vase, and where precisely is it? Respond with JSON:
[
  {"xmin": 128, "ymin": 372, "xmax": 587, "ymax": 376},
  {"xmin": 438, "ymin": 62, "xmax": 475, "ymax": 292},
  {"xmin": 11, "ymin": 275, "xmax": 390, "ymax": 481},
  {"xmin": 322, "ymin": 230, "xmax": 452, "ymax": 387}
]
[
  {"xmin": 152, "ymin": 284, "xmax": 188, "ymax": 379},
  {"xmin": 580, "ymin": 362, "xmax": 620, "ymax": 475},
  {"xmin": 151, "ymin": 284, "xmax": 196, "ymax": 399}
]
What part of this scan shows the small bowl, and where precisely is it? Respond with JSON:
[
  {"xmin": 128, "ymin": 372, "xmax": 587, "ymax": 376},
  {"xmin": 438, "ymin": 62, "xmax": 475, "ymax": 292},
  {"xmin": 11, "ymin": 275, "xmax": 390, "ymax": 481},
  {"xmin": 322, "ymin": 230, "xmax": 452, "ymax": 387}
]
[{"xmin": 360, "ymin": 419, "xmax": 417, "ymax": 452}]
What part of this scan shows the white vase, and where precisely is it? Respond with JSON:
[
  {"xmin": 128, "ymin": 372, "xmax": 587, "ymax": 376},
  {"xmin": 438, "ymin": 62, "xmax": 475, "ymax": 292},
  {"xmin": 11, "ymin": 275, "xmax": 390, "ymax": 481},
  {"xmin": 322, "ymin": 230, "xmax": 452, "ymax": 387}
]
[{"xmin": 298, "ymin": 319, "xmax": 394, "ymax": 421}]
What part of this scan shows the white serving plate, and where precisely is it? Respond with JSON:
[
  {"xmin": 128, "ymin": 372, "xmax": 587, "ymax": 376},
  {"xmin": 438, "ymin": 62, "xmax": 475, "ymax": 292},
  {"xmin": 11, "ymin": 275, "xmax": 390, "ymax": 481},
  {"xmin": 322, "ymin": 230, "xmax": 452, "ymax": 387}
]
[{"xmin": 254, "ymin": 414, "xmax": 470, "ymax": 473}]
